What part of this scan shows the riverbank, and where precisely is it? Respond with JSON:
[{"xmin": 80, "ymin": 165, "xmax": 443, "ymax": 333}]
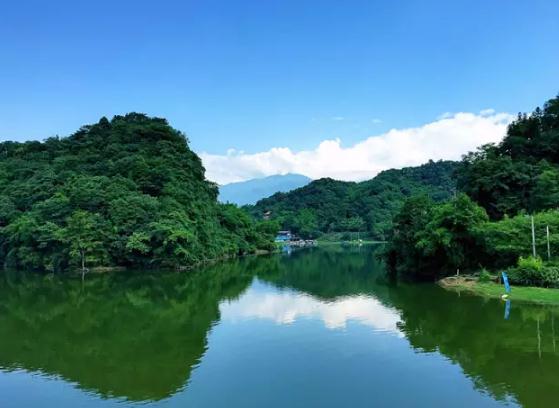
[
  {"xmin": 66, "ymin": 248, "xmax": 278, "ymax": 277},
  {"xmin": 439, "ymin": 276, "xmax": 559, "ymax": 306},
  {"xmin": 316, "ymin": 240, "xmax": 387, "ymax": 246}
]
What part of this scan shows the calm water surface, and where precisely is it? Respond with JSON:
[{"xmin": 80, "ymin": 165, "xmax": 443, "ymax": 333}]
[{"xmin": 1, "ymin": 245, "xmax": 558, "ymax": 407}]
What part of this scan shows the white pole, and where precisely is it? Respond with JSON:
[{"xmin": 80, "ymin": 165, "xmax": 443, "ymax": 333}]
[{"xmin": 531, "ymin": 216, "xmax": 537, "ymax": 258}]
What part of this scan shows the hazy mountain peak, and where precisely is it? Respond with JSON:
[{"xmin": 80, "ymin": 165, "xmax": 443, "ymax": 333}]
[{"xmin": 219, "ymin": 174, "xmax": 311, "ymax": 206}]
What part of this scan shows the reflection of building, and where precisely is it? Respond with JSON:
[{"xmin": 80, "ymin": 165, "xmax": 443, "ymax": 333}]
[{"xmin": 275, "ymin": 230, "xmax": 292, "ymax": 242}]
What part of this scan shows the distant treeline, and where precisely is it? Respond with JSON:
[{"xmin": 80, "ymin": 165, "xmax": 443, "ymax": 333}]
[
  {"xmin": 247, "ymin": 160, "xmax": 457, "ymax": 240},
  {"xmin": 385, "ymin": 94, "xmax": 559, "ymax": 285},
  {"xmin": 0, "ymin": 114, "xmax": 277, "ymax": 272}
]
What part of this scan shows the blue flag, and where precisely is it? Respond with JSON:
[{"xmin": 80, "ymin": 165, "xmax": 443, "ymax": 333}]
[{"xmin": 502, "ymin": 271, "xmax": 511, "ymax": 294}]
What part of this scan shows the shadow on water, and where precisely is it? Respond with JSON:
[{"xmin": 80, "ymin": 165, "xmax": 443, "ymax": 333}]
[{"xmin": 1, "ymin": 245, "xmax": 558, "ymax": 407}]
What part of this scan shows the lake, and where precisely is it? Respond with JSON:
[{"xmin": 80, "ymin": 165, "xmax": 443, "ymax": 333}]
[{"xmin": 0, "ymin": 245, "xmax": 558, "ymax": 407}]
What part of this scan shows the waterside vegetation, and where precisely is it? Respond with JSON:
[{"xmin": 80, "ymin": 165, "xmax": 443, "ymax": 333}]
[
  {"xmin": 0, "ymin": 114, "xmax": 278, "ymax": 272},
  {"xmin": 440, "ymin": 276, "xmax": 559, "ymax": 305},
  {"xmin": 385, "ymin": 94, "xmax": 559, "ymax": 289},
  {"xmin": 248, "ymin": 160, "xmax": 457, "ymax": 240}
]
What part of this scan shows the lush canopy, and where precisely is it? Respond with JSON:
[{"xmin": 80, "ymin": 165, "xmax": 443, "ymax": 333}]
[
  {"xmin": 457, "ymin": 95, "xmax": 559, "ymax": 219},
  {"xmin": 248, "ymin": 160, "xmax": 457, "ymax": 240},
  {"xmin": 0, "ymin": 114, "xmax": 276, "ymax": 272},
  {"xmin": 386, "ymin": 94, "xmax": 559, "ymax": 283}
]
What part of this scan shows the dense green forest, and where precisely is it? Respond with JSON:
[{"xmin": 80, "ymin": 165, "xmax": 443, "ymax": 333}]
[
  {"xmin": 0, "ymin": 114, "xmax": 277, "ymax": 272},
  {"xmin": 385, "ymin": 94, "xmax": 559, "ymax": 286},
  {"xmin": 247, "ymin": 160, "xmax": 457, "ymax": 240}
]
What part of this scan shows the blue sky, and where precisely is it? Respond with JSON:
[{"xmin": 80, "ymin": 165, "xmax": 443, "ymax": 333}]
[{"xmin": 1, "ymin": 0, "xmax": 558, "ymax": 165}]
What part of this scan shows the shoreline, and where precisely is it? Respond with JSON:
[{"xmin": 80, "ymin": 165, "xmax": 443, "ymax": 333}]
[{"xmin": 439, "ymin": 276, "xmax": 559, "ymax": 306}]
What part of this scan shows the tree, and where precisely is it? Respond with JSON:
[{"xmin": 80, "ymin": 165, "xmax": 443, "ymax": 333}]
[
  {"xmin": 457, "ymin": 95, "xmax": 559, "ymax": 218},
  {"xmin": 58, "ymin": 211, "xmax": 108, "ymax": 278},
  {"xmin": 385, "ymin": 194, "xmax": 489, "ymax": 280},
  {"xmin": 293, "ymin": 209, "xmax": 319, "ymax": 238},
  {"xmin": 531, "ymin": 165, "xmax": 559, "ymax": 211},
  {"xmin": 248, "ymin": 161, "xmax": 457, "ymax": 240},
  {"xmin": 416, "ymin": 194, "xmax": 489, "ymax": 274},
  {"xmin": 383, "ymin": 195, "xmax": 435, "ymax": 279},
  {"xmin": 0, "ymin": 114, "xmax": 274, "ymax": 271}
]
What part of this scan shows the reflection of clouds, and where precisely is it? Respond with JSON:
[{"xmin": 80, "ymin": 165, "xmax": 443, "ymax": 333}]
[{"xmin": 220, "ymin": 283, "xmax": 402, "ymax": 336}]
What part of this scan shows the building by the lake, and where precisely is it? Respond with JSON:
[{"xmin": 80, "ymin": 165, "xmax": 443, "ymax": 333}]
[{"xmin": 275, "ymin": 230, "xmax": 292, "ymax": 242}]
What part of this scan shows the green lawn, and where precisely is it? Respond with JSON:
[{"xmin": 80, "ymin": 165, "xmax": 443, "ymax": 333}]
[{"xmin": 444, "ymin": 279, "xmax": 559, "ymax": 305}]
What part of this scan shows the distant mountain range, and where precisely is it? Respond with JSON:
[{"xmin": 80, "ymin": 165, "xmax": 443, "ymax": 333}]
[
  {"xmin": 247, "ymin": 160, "xmax": 458, "ymax": 240},
  {"xmin": 219, "ymin": 174, "xmax": 312, "ymax": 206}
]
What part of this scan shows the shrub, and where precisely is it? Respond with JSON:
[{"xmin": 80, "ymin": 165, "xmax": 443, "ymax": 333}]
[
  {"xmin": 539, "ymin": 266, "xmax": 559, "ymax": 288},
  {"xmin": 518, "ymin": 256, "xmax": 543, "ymax": 272},
  {"xmin": 508, "ymin": 256, "xmax": 559, "ymax": 287},
  {"xmin": 479, "ymin": 269, "xmax": 492, "ymax": 283}
]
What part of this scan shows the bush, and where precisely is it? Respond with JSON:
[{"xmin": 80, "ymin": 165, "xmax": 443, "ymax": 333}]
[
  {"xmin": 508, "ymin": 256, "xmax": 559, "ymax": 287},
  {"xmin": 539, "ymin": 266, "xmax": 559, "ymax": 288},
  {"xmin": 479, "ymin": 269, "xmax": 492, "ymax": 283},
  {"xmin": 518, "ymin": 256, "xmax": 543, "ymax": 271}
]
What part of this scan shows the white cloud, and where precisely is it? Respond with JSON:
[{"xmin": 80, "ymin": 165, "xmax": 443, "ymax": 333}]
[
  {"xmin": 437, "ymin": 112, "xmax": 454, "ymax": 120},
  {"xmin": 480, "ymin": 108, "xmax": 496, "ymax": 116},
  {"xmin": 331, "ymin": 116, "xmax": 345, "ymax": 121},
  {"xmin": 371, "ymin": 118, "xmax": 382, "ymax": 124},
  {"xmin": 201, "ymin": 111, "xmax": 513, "ymax": 185}
]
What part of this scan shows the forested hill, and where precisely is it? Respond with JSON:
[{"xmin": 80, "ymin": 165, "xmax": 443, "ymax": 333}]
[
  {"xmin": 384, "ymin": 94, "xmax": 559, "ymax": 282},
  {"xmin": 457, "ymin": 95, "xmax": 559, "ymax": 219},
  {"xmin": 0, "ymin": 114, "xmax": 276, "ymax": 272},
  {"xmin": 247, "ymin": 160, "xmax": 457, "ymax": 240}
]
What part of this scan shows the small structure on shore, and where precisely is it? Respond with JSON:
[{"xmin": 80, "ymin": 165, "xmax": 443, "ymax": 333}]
[
  {"xmin": 275, "ymin": 230, "xmax": 316, "ymax": 247},
  {"xmin": 275, "ymin": 230, "xmax": 292, "ymax": 242}
]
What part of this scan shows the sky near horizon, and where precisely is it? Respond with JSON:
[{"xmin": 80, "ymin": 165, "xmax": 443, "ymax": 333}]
[{"xmin": 1, "ymin": 0, "xmax": 558, "ymax": 184}]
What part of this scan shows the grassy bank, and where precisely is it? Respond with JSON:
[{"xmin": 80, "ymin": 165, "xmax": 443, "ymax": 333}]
[{"xmin": 439, "ymin": 276, "xmax": 559, "ymax": 306}]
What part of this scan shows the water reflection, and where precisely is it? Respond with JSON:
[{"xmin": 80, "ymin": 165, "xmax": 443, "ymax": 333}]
[
  {"xmin": 0, "ymin": 259, "xmax": 258, "ymax": 402},
  {"xmin": 221, "ymin": 280, "xmax": 402, "ymax": 335},
  {"xmin": 0, "ymin": 246, "xmax": 558, "ymax": 407}
]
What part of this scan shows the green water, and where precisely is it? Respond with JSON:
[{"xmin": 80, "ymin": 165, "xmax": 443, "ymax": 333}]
[{"xmin": 1, "ymin": 245, "xmax": 558, "ymax": 407}]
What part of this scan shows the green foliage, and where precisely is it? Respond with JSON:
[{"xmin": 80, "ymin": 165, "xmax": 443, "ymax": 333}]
[
  {"xmin": 58, "ymin": 210, "xmax": 109, "ymax": 270},
  {"xmin": 383, "ymin": 195, "xmax": 436, "ymax": 279},
  {"xmin": 0, "ymin": 114, "xmax": 275, "ymax": 271},
  {"xmin": 508, "ymin": 256, "xmax": 559, "ymax": 288},
  {"xmin": 385, "ymin": 194, "xmax": 488, "ymax": 280},
  {"xmin": 478, "ymin": 269, "xmax": 492, "ymax": 283},
  {"xmin": 457, "ymin": 95, "xmax": 559, "ymax": 219},
  {"xmin": 248, "ymin": 160, "xmax": 457, "ymax": 239},
  {"xmin": 386, "ymin": 94, "xmax": 559, "ymax": 286},
  {"xmin": 416, "ymin": 194, "xmax": 488, "ymax": 273},
  {"xmin": 478, "ymin": 210, "xmax": 559, "ymax": 267},
  {"xmin": 518, "ymin": 256, "xmax": 543, "ymax": 271}
]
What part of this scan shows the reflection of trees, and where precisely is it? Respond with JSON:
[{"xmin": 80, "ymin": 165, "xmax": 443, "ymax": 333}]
[
  {"xmin": 0, "ymin": 259, "xmax": 261, "ymax": 402},
  {"xmin": 258, "ymin": 246, "xmax": 559, "ymax": 407},
  {"xmin": 385, "ymin": 284, "xmax": 559, "ymax": 407},
  {"xmin": 2, "ymin": 245, "xmax": 558, "ymax": 407},
  {"xmin": 257, "ymin": 245, "xmax": 390, "ymax": 300}
]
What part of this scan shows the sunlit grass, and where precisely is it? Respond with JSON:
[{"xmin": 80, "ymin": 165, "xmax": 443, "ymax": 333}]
[{"xmin": 451, "ymin": 281, "xmax": 559, "ymax": 305}]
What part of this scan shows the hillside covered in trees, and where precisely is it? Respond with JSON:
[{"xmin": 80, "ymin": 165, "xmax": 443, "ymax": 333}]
[
  {"xmin": 385, "ymin": 94, "xmax": 559, "ymax": 285},
  {"xmin": 247, "ymin": 160, "xmax": 457, "ymax": 240},
  {"xmin": 0, "ymin": 114, "xmax": 276, "ymax": 272}
]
